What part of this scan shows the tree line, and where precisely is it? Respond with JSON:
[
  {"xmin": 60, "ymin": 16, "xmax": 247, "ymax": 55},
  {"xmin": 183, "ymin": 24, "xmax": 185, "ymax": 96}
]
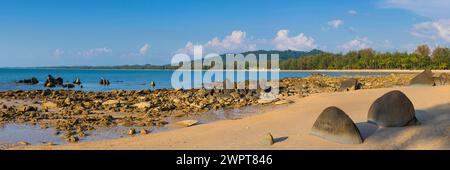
[{"xmin": 280, "ymin": 45, "xmax": 450, "ymax": 70}]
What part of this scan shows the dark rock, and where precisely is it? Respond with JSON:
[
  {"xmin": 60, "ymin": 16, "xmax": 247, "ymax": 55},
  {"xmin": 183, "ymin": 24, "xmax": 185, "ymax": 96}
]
[
  {"xmin": 99, "ymin": 78, "xmax": 110, "ymax": 85},
  {"xmin": 368, "ymin": 90, "xmax": 418, "ymax": 127},
  {"xmin": 45, "ymin": 82, "xmax": 55, "ymax": 87},
  {"xmin": 339, "ymin": 78, "xmax": 362, "ymax": 91},
  {"xmin": 44, "ymin": 75, "xmax": 63, "ymax": 87},
  {"xmin": 54, "ymin": 77, "xmax": 64, "ymax": 85},
  {"xmin": 409, "ymin": 69, "xmax": 436, "ymax": 86},
  {"xmin": 150, "ymin": 81, "xmax": 155, "ymax": 88},
  {"xmin": 73, "ymin": 78, "xmax": 81, "ymax": 85},
  {"xmin": 310, "ymin": 106, "xmax": 363, "ymax": 144},
  {"xmin": 16, "ymin": 77, "xmax": 39, "ymax": 85}
]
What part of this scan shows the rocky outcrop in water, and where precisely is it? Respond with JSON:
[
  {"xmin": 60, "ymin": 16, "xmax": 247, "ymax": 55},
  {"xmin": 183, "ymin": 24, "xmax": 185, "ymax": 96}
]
[
  {"xmin": 16, "ymin": 77, "xmax": 39, "ymax": 85},
  {"xmin": 99, "ymin": 78, "xmax": 110, "ymax": 85},
  {"xmin": 44, "ymin": 75, "xmax": 64, "ymax": 87},
  {"xmin": 73, "ymin": 78, "xmax": 81, "ymax": 85}
]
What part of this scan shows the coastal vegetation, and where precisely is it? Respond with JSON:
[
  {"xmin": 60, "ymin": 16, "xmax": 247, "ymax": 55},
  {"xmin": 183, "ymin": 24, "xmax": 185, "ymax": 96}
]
[{"xmin": 280, "ymin": 45, "xmax": 450, "ymax": 70}]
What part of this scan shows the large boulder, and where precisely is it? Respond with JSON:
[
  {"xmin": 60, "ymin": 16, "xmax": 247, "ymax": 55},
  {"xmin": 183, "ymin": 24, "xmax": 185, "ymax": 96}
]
[
  {"xmin": 367, "ymin": 90, "xmax": 418, "ymax": 127},
  {"xmin": 310, "ymin": 106, "xmax": 363, "ymax": 144},
  {"xmin": 339, "ymin": 78, "xmax": 362, "ymax": 91},
  {"xmin": 439, "ymin": 73, "xmax": 449, "ymax": 85},
  {"xmin": 409, "ymin": 69, "xmax": 436, "ymax": 86}
]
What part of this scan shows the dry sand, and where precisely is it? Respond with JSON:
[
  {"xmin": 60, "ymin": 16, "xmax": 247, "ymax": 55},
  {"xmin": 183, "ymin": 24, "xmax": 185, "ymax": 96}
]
[
  {"xmin": 12, "ymin": 85, "xmax": 450, "ymax": 150},
  {"xmin": 283, "ymin": 69, "xmax": 450, "ymax": 73}
]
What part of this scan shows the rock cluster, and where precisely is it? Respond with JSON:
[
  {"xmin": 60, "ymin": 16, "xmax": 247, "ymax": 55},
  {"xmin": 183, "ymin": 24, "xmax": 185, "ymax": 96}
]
[
  {"xmin": 16, "ymin": 77, "xmax": 39, "ymax": 85},
  {"xmin": 310, "ymin": 90, "xmax": 419, "ymax": 144},
  {"xmin": 1, "ymin": 74, "xmax": 416, "ymax": 143},
  {"xmin": 99, "ymin": 78, "xmax": 110, "ymax": 85}
]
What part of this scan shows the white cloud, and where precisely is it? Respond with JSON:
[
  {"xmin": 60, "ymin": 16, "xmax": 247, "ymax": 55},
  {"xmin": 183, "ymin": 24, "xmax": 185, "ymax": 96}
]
[
  {"xmin": 77, "ymin": 47, "xmax": 112, "ymax": 57},
  {"xmin": 411, "ymin": 19, "xmax": 450, "ymax": 42},
  {"xmin": 380, "ymin": 0, "xmax": 450, "ymax": 19},
  {"xmin": 52, "ymin": 49, "xmax": 64, "ymax": 58},
  {"xmin": 177, "ymin": 30, "xmax": 256, "ymax": 54},
  {"xmin": 274, "ymin": 30, "xmax": 317, "ymax": 51},
  {"xmin": 139, "ymin": 43, "xmax": 150, "ymax": 55},
  {"xmin": 340, "ymin": 37, "xmax": 371, "ymax": 51},
  {"xmin": 327, "ymin": 19, "xmax": 344, "ymax": 29},
  {"xmin": 348, "ymin": 10, "xmax": 358, "ymax": 15}
]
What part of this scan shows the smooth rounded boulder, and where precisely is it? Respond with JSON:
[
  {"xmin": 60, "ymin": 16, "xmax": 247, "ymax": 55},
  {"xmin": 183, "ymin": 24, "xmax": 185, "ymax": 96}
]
[
  {"xmin": 310, "ymin": 106, "xmax": 363, "ymax": 144},
  {"xmin": 409, "ymin": 69, "xmax": 436, "ymax": 86},
  {"xmin": 367, "ymin": 90, "xmax": 418, "ymax": 127}
]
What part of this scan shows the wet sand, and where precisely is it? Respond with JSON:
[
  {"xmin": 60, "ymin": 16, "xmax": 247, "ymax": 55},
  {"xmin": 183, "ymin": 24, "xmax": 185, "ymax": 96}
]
[{"xmin": 13, "ymin": 85, "xmax": 450, "ymax": 150}]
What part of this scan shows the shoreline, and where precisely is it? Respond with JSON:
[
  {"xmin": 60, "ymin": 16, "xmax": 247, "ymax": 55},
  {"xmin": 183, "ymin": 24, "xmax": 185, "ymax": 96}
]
[{"xmin": 13, "ymin": 85, "xmax": 450, "ymax": 150}]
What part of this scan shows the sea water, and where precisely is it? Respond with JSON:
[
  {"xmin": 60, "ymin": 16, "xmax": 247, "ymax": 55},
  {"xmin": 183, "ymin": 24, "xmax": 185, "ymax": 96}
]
[{"xmin": 0, "ymin": 68, "xmax": 389, "ymax": 91}]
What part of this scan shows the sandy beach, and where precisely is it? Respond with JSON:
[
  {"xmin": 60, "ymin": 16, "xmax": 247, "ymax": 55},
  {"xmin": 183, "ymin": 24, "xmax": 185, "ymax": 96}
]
[
  {"xmin": 12, "ymin": 84, "xmax": 449, "ymax": 150},
  {"xmin": 283, "ymin": 69, "xmax": 450, "ymax": 73}
]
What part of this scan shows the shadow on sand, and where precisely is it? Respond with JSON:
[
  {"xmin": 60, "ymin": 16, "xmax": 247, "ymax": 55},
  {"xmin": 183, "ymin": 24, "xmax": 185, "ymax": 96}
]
[
  {"xmin": 273, "ymin": 136, "xmax": 289, "ymax": 143},
  {"xmin": 360, "ymin": 103, "xmax": 450, "ymax": 149}
]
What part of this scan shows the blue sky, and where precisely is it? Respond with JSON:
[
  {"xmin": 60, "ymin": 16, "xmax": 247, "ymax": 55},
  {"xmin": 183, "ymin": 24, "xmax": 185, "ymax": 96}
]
[{"xmin": 0, "ymin": 0, "xmax": 449, "ymax": 67}]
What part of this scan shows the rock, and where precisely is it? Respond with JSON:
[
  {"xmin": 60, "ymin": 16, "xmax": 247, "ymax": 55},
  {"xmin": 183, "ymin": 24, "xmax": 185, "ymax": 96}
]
[
  {"xmin": 54, "ymin": 77, "xmax": 64, "ymax": 85},
  {"xmin": 67, "ymin": 136, "xmax": 79, "ymax": 143},
  {"xmin": 175, "ymin": 120, "xmax": 199, "ymax": 127},
  {"xmin": 16, "ymin": 77, "xmax": 39, "ymax": 85},
  {"xmin": 44, "ymin": 74, "xmax": 61, "ymax": 87},
  {"xmin": 99, "ymin": 78, "xmax": 110, "ymax": 85},
  {"xmin": 64, "ymin": 97, "xmax": 72, "ymax": 105},
  {"xmin": 102, "ymin": 100, "xmax": 119, "ymax": 106},
  {"xmin": 260, "ymin": 133, "xmax": 274, "ymax": 145},
  {"xmin": 339, "ymin": 78, "xmax": 362, "ymax": 91},
  {"xmin": 173, "ymin": 98, "xmax": 181, "ymax": 104},
  {"xmin": 42, "ymin": 102, "xmax": 58, "ymax": 109},
  {"xmin": 139, "ymin": 129, "xmax": 148, "ymax": 135},
  {"xmin": 150, "ymin": 81, "xmax": 155, "ymax": 88},
  {"xmin": 367, "ymin": 90, "xmax": 418, "ymax": 127},
  {"xmin": 17, "ymin": 105, "xmax": 37, "ymax": 112},
  {"xmin": 17, "ymin": 141, "xmax": 30, "ymax": 145},
  {"xmin": 310, "ymin": 106, "xmax": 363, "ymax": 144},
  {"xmin": 45, "ymin": 82, "xmax": 55, "ymax": 88},
  {"xmin": 409, "ymin": 69, "xmax": 436, "ymax": 86},
  {"xmin": 274, "ymin": 99, "xmax": 294, "ymax": 105},
  {"xmin": 127, "ymin": 128, "xmax": 136, "ymax": 135},
  {"xmin": 73, "ymin": 78, "xmax": 82, "ymax": 85},
  {"xmin": 133, "ymin": 102, "xmax": 151, "ymax": 109}
]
